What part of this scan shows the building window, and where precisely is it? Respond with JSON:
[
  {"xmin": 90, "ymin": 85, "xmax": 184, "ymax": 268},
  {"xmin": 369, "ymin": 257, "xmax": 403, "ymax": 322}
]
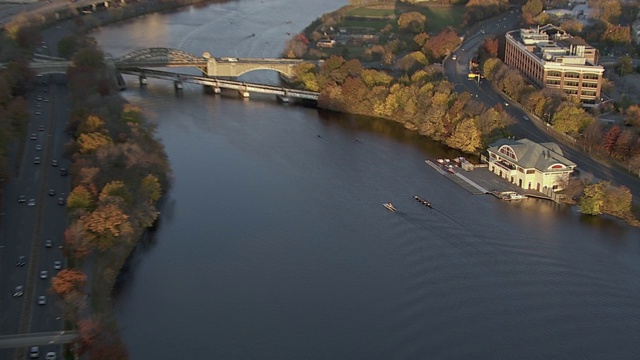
[
  {"xmin": 526, "ymin": 169, "xmax": 535, "ymax": 174},
  {"xmin": 498, "ymin": 146, "xmax": 517, "ymax": 160}
]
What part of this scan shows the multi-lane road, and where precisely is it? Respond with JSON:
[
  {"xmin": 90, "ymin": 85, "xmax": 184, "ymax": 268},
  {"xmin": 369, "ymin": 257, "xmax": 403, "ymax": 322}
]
[
  {"xmin": 0, "ymin": 72, "xmax": 72, "ymax": 359},
  {"xmin": 444, "ymin": 10, "xmax": 640, "ymax": 204}
]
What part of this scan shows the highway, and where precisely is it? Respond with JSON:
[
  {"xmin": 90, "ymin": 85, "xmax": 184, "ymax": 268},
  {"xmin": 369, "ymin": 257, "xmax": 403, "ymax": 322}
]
[
  {"xmin": 443, "ymin": 11, "xmax": 640, "ymax": 203},
  {"xmin": 0, "ymin": 72, "xmax": 72, "ymax": 359}
]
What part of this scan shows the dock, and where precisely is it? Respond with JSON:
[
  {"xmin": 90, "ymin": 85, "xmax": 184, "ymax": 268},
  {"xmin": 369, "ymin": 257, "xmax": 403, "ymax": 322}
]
[{"xmin": 425, "ymin": 158, "xmax": 551, "ymax": 201}]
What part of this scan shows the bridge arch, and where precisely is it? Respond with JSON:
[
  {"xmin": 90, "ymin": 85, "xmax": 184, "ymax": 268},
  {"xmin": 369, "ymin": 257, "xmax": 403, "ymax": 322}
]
[
  {"xmin": 115, "ymin": 48, "xmax": 208, "ymax": 71},
  {"xmin": 233, "ymin": 66, "xmax": 294, "ymax": 78}
]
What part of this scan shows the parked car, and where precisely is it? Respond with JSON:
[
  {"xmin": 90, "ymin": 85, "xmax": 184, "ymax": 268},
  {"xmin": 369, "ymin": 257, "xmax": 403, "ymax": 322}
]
[{"xmin": 13, "ymin": 285, "xmax": 24, "ymax": 297}]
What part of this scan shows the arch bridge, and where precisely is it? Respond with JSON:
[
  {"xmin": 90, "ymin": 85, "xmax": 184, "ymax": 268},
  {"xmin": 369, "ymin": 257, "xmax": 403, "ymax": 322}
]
[{"xmin": 113, "ymin": 47, "xmax": 321, "ymax": 78}]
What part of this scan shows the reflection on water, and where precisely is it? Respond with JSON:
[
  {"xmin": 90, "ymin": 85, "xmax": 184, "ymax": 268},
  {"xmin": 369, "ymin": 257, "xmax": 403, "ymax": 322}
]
[{"xmin": 96, "ymin": 1, "xmax": 640, "ymax": 359}]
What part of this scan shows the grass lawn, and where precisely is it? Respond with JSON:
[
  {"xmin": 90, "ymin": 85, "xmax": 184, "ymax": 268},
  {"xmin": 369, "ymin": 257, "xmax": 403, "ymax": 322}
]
[
  {"xmin": 421, "ymin": 5, "xmax": 466, "ymax": 32},
  {"xmin": 341, "ymin": 18, "xmax": 392, "ymax": 32},
  {"xmin": 345, "ymin": 6, "xmax": 395, "ymax": 19}
]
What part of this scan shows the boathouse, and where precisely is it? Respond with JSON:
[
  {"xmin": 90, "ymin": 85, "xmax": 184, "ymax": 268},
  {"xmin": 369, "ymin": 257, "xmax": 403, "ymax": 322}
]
[{"xmin": 486, "ymin": 138, "xmax": 576, "ymax": 192}]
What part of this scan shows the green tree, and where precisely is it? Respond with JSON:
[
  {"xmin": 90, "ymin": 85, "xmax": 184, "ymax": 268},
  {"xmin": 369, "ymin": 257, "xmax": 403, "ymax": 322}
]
[
  {"xmin": 67, "ymin": 185, "xmax": 95, "ymax": 211},
  {"xmin": 552, "ymin": 102, "xmax": 593, "ymax": 135},
  {"xmin": 579, "ymin": 182, "xmax": 606, "ymax": 215}
]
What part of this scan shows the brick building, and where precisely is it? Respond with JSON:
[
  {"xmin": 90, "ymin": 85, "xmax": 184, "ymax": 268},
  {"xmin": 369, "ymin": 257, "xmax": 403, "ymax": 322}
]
[{"xmin": 504, "ymin": 24, "xmax": 604, "ymax": 107}]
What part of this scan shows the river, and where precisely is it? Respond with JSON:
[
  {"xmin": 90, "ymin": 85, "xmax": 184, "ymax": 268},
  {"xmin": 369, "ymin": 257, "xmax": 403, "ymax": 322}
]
[{"xmin": 91, "ymin": 0, "xmax": 640, "ymax": 358}]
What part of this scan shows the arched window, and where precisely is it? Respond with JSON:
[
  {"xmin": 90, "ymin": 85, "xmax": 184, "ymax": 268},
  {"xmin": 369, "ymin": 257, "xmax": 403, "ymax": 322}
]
[{"xmin": 498, "ymin": 145, "xmax": 517, "ymax": 160}]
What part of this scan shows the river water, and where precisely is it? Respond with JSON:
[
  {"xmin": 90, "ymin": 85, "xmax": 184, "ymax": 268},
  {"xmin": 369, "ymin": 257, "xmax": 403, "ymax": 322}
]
[{"xmin": 91, "ymin": 1, "xmax": 640, "ymax": 358}]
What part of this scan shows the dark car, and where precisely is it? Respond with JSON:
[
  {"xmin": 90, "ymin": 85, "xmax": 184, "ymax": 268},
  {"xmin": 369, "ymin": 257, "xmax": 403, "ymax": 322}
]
[
  {"xmin": 30, "ymin": 133, "xmax": 37, "ymax": 140},
  {"xmin": 14, "ymin": 285, "xmax": 24, "ymax": 297},
  {"xmin": 16, "ymin": 256, "xmax": 26, "ymax": 266},
  {"xmin": 48, "ymin": 189, "xmax": 56, "ymax": 196},
  {"xmin": 60, "ymin": 168, "xmax": 68, "ymax": 176},
  {"xmin": 18, "ymin": 195, "xmax": 26, "ymax": 203}
]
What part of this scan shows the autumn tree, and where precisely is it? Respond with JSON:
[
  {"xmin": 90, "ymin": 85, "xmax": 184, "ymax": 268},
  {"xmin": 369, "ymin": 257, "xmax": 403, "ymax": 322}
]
[
  {"xmin": 625, "ymin": 104, "xmax": 640, "ymax": 126},
  {"xmin": 51, "ymin": 269, "xmax": 87, "ymax": 296},
  {"xmin": 522, "ymin": 0, "xmax": 543, "ymax": 24},
  {"xmin": 64, "ymin": 220, "xmax": 94, "ymax": 259},
  {"xmin": 590, "ymin": 0, "xmax": 622, "ymax": 24},
  {"xmin": 397, "ymin": 12, "xmax": 427, "ymax": 34},
  {"xmin": 602, "ymin": 125, "xmax": 621, "ymax": 154},
  {"xmin": 77, "ymin": 132, "xmax": 112, "ymax": 153},
  {"xmin": 600, "ymin": 25, "xmax": 631, "ymax": 45},
  {"xmin": 560, "ymin": 19, "xmax": 583, "ymax": 35},
  {"xmin": 422, "ymin": 27, "xmax": 461, "ymax": 61}
]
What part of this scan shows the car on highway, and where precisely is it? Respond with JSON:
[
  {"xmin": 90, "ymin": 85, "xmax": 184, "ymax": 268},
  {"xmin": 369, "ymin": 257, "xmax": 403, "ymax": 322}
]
[
  {"xmin": 35, "ymin": 110, "xmax": 42, "ymax": 115},
  {"xmin": 36, "ymin": 96, "xmax": 43, "ymax": 101},
  {"xmin": 45, "ymin": 239, "xmax": 53, "ymax": 248},
  {"xmin": 60, "ymin": 168, "xmax": 68, "ymax": 176},
  {"xmin": 58, "ymin": 197, "xmax": 65, "ymax": 206},
  {"xmin": 30, "ymin": 133, "xmax": 38, "ymax": 140},
  {"xmin": 35, "ymin": 144, "xmax": 42, "ymax": 151},
  {"xmin": 13, "ymin": 285, "xmax": 24, "ymax": 297},
  {"xmin": 452, "ymin": 54, "xmax": 457, "ymax": 60},
  {"xmin": 38, "ymin": 296, "xmax": 46, "ymax": 305},
  {"xmin": 523, "ymin": 115, "xmax": 529, "ymax": 121},
  {"xmin": 34, "ymin": 156, "xmax": 41, "ymax": 164},
  {"xmin": 46, "ymin": 352, "xmax": 57, "ymax": 360},
  {"xmin": 18, "ymin": 195, "xmax": 26, "ymax": 203},
  {"xmin": 40, "ymin": 270, "xmax": 48, "ymax": 279},
  {"xmin": 38, "ymin": 125, "xmax": 45, "ymax": 131},
  {"xmin": 17, "ymin": 256, "xmax": 26, "ymax": 266},
  {"xmin": 53, "ymin": 261, "xmax": 62, "ymax": 270},
  {"xmin": 52, "ymin": 159, "xmax": 58, "ymax": 167},
  {"xmin": 43, "ymin": 97, "xmax": 50, "ymax": 102},
  {"xmin": 28, "ymin": 199, "xmax": 36, "ymax": 207},
  {"xmin": 48, "ymin": 189, "xmax": 56, "ymax": 196},
  {"xmin": 30, "ymin": 346, "xmax": 39, "ymax": 358}
]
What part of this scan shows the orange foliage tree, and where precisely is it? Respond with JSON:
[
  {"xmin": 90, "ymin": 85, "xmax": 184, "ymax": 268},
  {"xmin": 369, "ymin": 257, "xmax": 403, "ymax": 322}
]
[{"xmin": 51, "ymin": 269, "xmax": 87, "ymax": 296}]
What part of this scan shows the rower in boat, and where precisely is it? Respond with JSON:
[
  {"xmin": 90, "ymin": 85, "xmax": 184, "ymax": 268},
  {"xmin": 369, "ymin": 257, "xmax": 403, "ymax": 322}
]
[
  {"xmin": 413, "ymin": 195, "xmax": 433, "ymax": 208},
  {"xmin": 383, "ymin": 203, "xmax": 396, "ymax": 211}
]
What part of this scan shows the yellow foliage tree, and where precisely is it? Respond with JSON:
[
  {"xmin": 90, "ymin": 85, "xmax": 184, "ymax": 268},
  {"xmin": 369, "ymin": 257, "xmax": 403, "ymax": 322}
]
[{"xmin": 77, "ymin": 132, "xmax": 112, "ymax": 153}]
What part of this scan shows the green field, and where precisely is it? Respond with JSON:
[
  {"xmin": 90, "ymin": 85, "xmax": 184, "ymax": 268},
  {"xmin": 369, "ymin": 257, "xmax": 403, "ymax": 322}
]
[
  {"xmin": 345, "ymin": 6, "xmax": 395, "ymax": 18},
  {"xmin": 340, "ymin": 18, "xmax": 391, "ymax": 32},
  {"xmin": 421, "ymin": 6, "xmax": 466, "ymax": 32}
]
